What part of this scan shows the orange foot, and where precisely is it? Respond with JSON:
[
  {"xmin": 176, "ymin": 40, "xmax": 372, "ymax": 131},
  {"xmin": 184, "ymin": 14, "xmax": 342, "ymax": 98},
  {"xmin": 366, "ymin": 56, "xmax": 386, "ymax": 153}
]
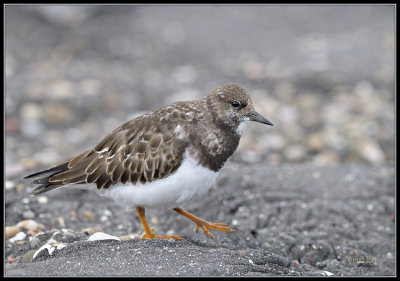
[
  {"xmin": 142, "ymin": 233, "xmax": 184, "ymax": 240},
  {"xmin": 173, "ymin": 207, "xmax": 235, "ymax": 239},
  {"xmin": 136, "ymin": 206, "xmax": 184, "ymax": 240}
]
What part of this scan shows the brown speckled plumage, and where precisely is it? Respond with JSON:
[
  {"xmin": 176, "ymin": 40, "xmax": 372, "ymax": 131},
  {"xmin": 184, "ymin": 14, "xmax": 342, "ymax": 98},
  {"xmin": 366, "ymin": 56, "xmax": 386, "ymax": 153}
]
[{"xmin": 25, "ymin": 83, "xmax": 273, "ymax": 195}]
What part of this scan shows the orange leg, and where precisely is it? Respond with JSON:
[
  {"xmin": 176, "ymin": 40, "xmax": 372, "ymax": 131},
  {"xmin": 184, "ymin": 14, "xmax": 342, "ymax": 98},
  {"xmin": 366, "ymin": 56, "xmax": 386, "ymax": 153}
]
[
  {"xmin": 136, "ymin": 206, "xmax": 183, "ymax": 240},
  {"xmin": 173, "ymin": 207, "xmax": 235, "ymax": 239}
]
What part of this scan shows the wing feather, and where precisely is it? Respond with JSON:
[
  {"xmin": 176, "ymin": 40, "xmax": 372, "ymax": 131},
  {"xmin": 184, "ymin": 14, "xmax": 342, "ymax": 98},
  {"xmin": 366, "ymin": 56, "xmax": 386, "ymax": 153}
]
[{"xmin": 25, "ymin": 112, "xmax": 190, "ymax": 194}]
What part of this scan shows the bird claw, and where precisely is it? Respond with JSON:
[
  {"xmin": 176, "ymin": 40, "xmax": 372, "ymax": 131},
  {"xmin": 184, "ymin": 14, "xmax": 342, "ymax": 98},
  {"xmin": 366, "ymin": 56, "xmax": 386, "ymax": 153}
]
[
  {"xmin": 172, "ymin": 207, "xmax": 235, "ymax": 240},
  {"xmin": 194, "ymin": 221, "xmax": 235, "ymax": 239}
]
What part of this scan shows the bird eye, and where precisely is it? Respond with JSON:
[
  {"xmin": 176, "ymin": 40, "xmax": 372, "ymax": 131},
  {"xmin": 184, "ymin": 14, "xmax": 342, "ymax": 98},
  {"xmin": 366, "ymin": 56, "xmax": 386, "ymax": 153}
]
[{"xmin": 231, "ymin": 100, "xmax": 240, "ymax": 108}]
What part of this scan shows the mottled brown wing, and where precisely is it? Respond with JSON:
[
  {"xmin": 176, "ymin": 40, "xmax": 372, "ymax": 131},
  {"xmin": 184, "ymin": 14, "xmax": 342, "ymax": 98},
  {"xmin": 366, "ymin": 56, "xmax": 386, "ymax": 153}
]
[{"xmin": 27, "ymin": 117, "xmax": 189, "ymax": 194}]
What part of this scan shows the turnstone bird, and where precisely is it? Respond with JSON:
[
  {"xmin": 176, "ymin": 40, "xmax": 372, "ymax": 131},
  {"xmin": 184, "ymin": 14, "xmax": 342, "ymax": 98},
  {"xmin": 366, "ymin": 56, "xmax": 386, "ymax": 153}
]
[{"xmin": 25, "ymin": 83, "xmax": 273, "ymax": 240}]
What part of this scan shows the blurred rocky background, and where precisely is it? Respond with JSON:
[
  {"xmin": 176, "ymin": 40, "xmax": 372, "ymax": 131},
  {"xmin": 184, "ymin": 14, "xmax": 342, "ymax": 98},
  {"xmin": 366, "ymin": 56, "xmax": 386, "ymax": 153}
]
[
  {"xmin": 5, "ymin": 5, "xmax": 395, "ymax": 178},
  {"xmin": 4, "ymin": 5, "xmax": 395, "ymax": 276}
]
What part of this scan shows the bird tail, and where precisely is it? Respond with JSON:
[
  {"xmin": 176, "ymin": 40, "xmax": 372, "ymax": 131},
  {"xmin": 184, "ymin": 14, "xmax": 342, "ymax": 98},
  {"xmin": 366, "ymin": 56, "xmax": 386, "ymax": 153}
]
[{"xmin": 24, "ymin": 150, "xmax": 95, "ymax": 195}]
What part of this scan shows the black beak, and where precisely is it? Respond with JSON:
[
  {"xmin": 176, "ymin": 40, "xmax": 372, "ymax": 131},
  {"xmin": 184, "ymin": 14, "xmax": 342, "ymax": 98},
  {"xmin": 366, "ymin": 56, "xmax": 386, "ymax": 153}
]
[{"xmin": 247, "ymin": 110, "xmax": 273, "ymax": 126}]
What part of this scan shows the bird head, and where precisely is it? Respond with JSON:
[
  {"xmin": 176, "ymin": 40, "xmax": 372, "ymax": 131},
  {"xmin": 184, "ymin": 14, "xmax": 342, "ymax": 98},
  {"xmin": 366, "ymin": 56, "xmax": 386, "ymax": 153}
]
[{"xmin": 207, "ymin": 83, "xmax": 273, "ymax": 134}]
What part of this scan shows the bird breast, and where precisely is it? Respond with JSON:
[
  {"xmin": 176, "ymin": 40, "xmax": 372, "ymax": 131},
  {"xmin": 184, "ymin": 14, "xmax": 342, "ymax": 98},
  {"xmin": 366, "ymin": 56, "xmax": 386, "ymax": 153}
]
[{"xmin": 99, "ymin": 151, "xmax": 219, "ymax": 210}]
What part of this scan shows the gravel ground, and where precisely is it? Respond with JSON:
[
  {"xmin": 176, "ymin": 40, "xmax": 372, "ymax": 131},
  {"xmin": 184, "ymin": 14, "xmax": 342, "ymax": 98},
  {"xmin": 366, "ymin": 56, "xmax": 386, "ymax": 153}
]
[
  {"xmin": 5, "ymin": 163, "xmax": 395, "ymax": 276},
  {"xmin": 4, "ymin": 5, "xmax": 395, "ymax": 277}
]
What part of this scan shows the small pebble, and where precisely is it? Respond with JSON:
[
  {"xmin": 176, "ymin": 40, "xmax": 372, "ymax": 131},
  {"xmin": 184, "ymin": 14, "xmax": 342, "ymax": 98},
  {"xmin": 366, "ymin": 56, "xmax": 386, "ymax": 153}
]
[
  {"xmin": 307, "ymin": 133, "xmax": 324, "ymax": 151},
  {"xmin": 30, "ymin": 237, "xmax": 41, "ymax": 248},
  {"xmin": 37, "ymin": 196, "xmax": 48, "ymax": 204},
  {"xmin": 84, "ymin": 226, "xmax": 103, "ymax": 235},
  {"xmin": 52, "ymin": 231, "xmax": 62, "ymax": 238},
  {"xmin": 79, "ymin": 78, "xmax": 103, "ymax": 96},
  {"xmin": 27, "ymin": 229, "xmax": 40, "ymax": 236},
  {"xmin": 119, "ymin": 234, "xmax": 140, "ymax": 241},
  {"xmin": 43, "ymin": 101, "xmax": 74, "ymax": 125},
  {"xmin": 242, "ymin": 61, "xmax": 263, "ymax": 80},
  {"xmin": 70, "ymin": 211, "xmax": 77, "ymax": 221},
  {"xmin": 5, "ymin": 164, "xmax": 24, "ymax": 179},
  {"xmin": 45, "ymin": 80, "xmax": 74, "ymax": 99},
  {"xmin": 5, "ymin": 116, "xmax": 20, "ymax": 133},
  {"xmin": 33, "ymin": 244, "xmax": 58, "ymax": 260},
  {"xmin": 5, "ymin": 181, "xmax": 15, "ymax": 190},
  {"xmin": 358, "ymin": 139, "xmax": 385, "ymax": 164},
  {"xmin": 23, "ymin": 210, "xmax": 36, "ymax": 219},
  {"xmin": 284, "ymin": 144, "xmax": 306, "ymax": 162},
  {"xmin": 17, "ymin": 219, "xmax": 45, "ymax": 231},
  {"xmin": 83, "ymin": 210, "xmax": 96, "ymax": 222},
  {"xmin": 20, "ymin": 158, "xmax": 39, "ymax": 169},
  {"xmin": 5, "ymin": 249, "xmax": 12, "ymax": 258},
  {"xmin": 57, "ymin": 243, "xmax": 67, "ymax": 250},
  {"xmin": 16, "ymin": 184, "xmax": 25, "ymax": 191},
  {"xmin": 9, "ymin": 232, "xmax": 27, "ymax": 243},
  {"xmin": 321, "ymin": 271, "xmax": 334, "ymax": 276},
  {"xmin": 150, "ymin": 217, "xmax": 159, "ymax": 225},
  {"xmin": 61, "ymin": 228, "xmax": 74, "ymax": 235},
  {"xmin": 103, "ymin": 209, "xmax": 112, "ymax": 216},
  {"xmin": 119, "ymin": 235, "xmax": 133, "ymax": 241},
  {"xmin": 57, "ymin": 216, "xmax": 66, "ymax": 228},
  {"xmin": 21, "ymin": 250, "xmax": 37, "ymax": 263},
  {"xmin": 5, "ymin": 226, "xmax": 21, "ymax": 239},
  {"xmin": 88, "ymin": 232, "xmax": 121, "ymax": 241},
  {"xmin": 20, "ymin": 102, "xmax": 42, "ymax": 121}
]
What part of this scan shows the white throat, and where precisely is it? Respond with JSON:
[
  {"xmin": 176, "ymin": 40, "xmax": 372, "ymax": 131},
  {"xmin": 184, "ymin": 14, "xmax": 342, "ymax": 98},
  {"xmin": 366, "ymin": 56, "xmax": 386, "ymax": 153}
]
[{"xmin": 236, "ymin": 121, "xmax": 248, "ymax": 135}]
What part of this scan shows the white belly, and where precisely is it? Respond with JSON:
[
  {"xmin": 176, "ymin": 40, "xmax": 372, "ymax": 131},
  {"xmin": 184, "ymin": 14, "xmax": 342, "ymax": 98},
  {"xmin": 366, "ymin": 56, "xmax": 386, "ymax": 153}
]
[{"xmin": 99, "ymin": 151, "xmax": 219, "ymax": 210}]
